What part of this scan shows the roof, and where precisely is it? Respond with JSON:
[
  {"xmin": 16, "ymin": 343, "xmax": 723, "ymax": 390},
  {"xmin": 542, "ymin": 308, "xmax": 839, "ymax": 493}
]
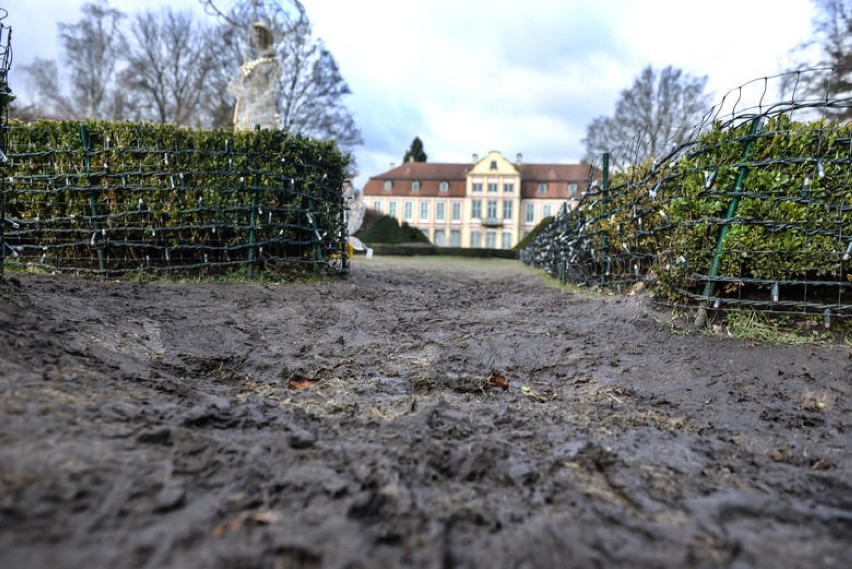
[
  {"xmin": 375, "ymin": 162, "xmax": 470, "ymax": 180},
  {"xmin": 363, "ymin": 159, "xmax": 598, "ymax": 199}
]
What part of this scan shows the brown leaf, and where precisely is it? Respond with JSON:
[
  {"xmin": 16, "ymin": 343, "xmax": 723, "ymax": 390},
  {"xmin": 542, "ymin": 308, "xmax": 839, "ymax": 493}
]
[
  {"xmin": 250, "ymin": 510, "xmax": 282, "ymax": 525},
  {"xmin": 288, "ymin": 379, "xmax": 316, "ymax": 389},
  {"xmin": 211, "ymin": 510, "xmax": 282, "ymax": 537},
  {"xmin": 487, "ymin": 372, "xmax": 509, "ymax": 391}
]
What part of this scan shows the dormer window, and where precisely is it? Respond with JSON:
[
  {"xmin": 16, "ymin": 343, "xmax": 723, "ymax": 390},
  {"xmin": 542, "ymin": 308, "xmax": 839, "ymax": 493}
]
[
  {"xmin": 538, "ymin": 182, "xmax": 548, "ymax": 194},
  {"xmin": 439, "ymin": 181, "xmax": 449, "ymax": 193},
  {"xmin": 568, "ymin": 183, "xmax": 578, "ymax": 196},
  {"xmin": 411, "ymin": 180, "xmax": 420, "ymax": 192},
  {"xmin": 384, "ymin": 180, "xmax": 392, "ymax": 191}
]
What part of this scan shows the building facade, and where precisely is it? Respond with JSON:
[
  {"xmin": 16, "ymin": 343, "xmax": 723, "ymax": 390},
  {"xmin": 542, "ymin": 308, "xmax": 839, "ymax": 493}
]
[{"xmin": 361, "ymin": 150, "xmax": 595, "ymax": 249}]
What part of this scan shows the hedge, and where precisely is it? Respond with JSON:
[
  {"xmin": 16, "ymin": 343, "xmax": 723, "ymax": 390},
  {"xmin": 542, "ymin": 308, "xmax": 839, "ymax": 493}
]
[{"xmin": 2, "ymin": 119, "xmax": 349, "ymax": 276}]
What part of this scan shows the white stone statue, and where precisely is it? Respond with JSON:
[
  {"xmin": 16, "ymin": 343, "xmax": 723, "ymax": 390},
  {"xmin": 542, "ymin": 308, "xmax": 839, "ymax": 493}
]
[{"xmin": 230, "ymin": 21, "xmax": 281, "ymax": 131}]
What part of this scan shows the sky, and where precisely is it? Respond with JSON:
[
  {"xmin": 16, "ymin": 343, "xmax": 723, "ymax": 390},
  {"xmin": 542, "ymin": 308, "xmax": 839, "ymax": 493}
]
[{"xmin": 3, "ymin": 0, "xmax": 817, "ymax": 189}]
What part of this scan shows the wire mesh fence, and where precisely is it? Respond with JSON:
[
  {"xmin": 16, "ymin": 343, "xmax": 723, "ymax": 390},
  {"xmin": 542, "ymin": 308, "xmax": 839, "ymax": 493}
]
[
  {"xmin": 0, "ymin": 9, "xmax": 12, "ymax": 276},
  {"xmin": 0, "ymin": 119, "xmax": 350, "ymax": 279},
  {"xmin": 522, "ymin": 69, "xmax": 852, "ymax": 322}
]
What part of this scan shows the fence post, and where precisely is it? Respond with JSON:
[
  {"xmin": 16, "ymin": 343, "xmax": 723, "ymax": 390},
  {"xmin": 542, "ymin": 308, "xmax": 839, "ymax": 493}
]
[
  {"xmin": 246, "ymin": 124, "xmax": 260, "ymax": 280},
  {"xmin": 0, "ymin": 119, "xmax": 6, "ymax": 277},
  {"xmin": 601, "ymin": 151, "xmax": 611, "ymax": 287},
  {"xmin": 694, "ymin": 117, "xmax": 762, "ymax": 327},
  {"xmin": 80, "ymin": 123, "xmax": 105, "ymax": 275},
  {"xmin": 0, "ymin": 146, "xmax": 5, "ymax": 278}
]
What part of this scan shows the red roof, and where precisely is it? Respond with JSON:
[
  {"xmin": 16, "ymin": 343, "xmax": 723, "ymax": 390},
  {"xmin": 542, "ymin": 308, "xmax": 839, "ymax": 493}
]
[
  {"xmin": 363, "ymin": 160, "xmax": 598, "ymax": 199},
  {"xmin": 363, "ymin": 162, "xmax": 470, "ymax": 197}
]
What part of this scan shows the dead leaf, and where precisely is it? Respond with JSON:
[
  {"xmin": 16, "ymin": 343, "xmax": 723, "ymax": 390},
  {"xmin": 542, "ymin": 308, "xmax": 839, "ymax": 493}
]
[
  {"xmin": 486, "ymin": 371, "xmax": 509, "ymax": 391},
  {"xmin": 288, "ymin": 378, "xmax": 317, "ymax": 390},
  {"xmin": 211, "ymin": 510, "xmax": 282, "ymax": 537},
  {"xmin": 250, "ymin": 510, "xmax": 282, "ymax": 525},
  {"xmin": 627, "ymin": 281, "xmax": 645, "ymax": 296}
]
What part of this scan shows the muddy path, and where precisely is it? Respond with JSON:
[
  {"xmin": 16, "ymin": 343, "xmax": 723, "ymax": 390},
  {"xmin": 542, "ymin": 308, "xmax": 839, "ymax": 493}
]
[{"xmin": 0, "ymin": 256, "xmax": 850, "ymax": 569}]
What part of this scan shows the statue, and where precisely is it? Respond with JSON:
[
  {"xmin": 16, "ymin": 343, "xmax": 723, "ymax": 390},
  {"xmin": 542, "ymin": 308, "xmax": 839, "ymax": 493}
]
[{"xmin": 230, "ymin": 21, "xmax": 281, "ymax": 131}]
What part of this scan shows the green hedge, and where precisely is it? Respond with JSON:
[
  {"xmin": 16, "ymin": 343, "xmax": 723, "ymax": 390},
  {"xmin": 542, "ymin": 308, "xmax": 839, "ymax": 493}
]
[
  {"xmin": 575, "ymin": 115, "xmax": 851, "ymax": 306},
  {"xmin": 3, "ymin": 119, "xmax": 349, "ymax": 276},
  {"xmin": 355, "ymin": 214, "xmax": 430, "ymax": 244}
]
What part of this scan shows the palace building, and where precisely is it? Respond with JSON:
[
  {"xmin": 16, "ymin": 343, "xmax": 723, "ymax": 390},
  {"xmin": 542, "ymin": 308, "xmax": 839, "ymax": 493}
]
[{"xmin": 361, "ymin": 150, "xmax": 595, "ymax": 249}]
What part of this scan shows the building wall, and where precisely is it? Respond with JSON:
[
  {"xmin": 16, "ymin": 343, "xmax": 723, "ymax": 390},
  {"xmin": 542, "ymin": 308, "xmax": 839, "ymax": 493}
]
[{"xmin": 363, "ymin": 151, "xmax": 589, "ymax": 249}]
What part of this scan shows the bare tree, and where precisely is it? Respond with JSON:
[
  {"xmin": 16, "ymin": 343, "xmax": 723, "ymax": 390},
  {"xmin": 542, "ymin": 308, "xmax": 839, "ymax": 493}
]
[
  {"xmin": 198, "ymin": 22, "xmax": 246, "ymax": 128},
  {"xmin": 784, "ymin": 0, "xmax": 852, "ymax": 119},
  {"xmin": 121, "ymin": 8, "xmax": 222, "ymax": 126},
  {"xmin": 277, "ymin": 21, "xmax": 363, "ymax": 159},
  {"xmin": 21, "ymin": 0, "xmax": 127, "ymax": 119},
  {"xmin": 583, "ymin": 65, "xmax": 711, "ymax": 171}
]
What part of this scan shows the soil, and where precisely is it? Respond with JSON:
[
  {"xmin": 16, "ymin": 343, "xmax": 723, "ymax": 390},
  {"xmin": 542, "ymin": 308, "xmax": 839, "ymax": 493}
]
[{"xmin": 0, "ymin": 256, "xmax": 850, "ymax": 569}]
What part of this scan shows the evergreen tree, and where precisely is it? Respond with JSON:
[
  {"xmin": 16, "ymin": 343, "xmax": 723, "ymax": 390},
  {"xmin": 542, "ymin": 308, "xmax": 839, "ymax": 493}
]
[{"xmin": 403, "ymin": 136, "xmax": 427, "ymax": 163}]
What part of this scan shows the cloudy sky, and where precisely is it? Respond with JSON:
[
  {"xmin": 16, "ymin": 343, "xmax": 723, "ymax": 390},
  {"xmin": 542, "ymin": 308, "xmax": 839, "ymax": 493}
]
[{"xmin": 4, "ymin": 0, "xmax": 816, "ymax": 188}]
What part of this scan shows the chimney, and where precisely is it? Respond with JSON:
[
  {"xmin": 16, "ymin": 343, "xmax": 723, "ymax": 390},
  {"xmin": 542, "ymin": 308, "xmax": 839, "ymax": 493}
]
[
  {"xmin": 472, "ymin": 153, "xmax": 479, "ymax": 163},
  {"xmin": 516, "ymin": 153, "xmax": 523, "ymax": 165}
]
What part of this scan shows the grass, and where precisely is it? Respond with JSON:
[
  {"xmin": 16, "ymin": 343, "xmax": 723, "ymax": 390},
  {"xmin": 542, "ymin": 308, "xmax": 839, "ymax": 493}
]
[{"xmin": 718, "ymin": 310, "xmax": 850, "ymax": 346}]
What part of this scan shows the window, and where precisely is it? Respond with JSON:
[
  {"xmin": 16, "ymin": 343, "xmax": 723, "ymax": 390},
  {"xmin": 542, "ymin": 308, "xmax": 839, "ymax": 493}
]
[
  {"xmin": 450, "ymin": 230, "xmax": 461, "ymax": 247},
  {"xmin": 403, "ymin": 201, "xmax": 413, "ymax": 220},
  {"xmin": 419, "ymin": 201, "xmax": 429, "ymax": 221},
  {"xmin": 504, "ymin": 182, "xmax": 514, "ymax": 193},
  {"xmin": 436, "ymin": 201, "xmax": 446, "ymax": 221},
  {"xmin": 384, "ymin": 180, "xmax": 392, "ymax": 192},
  {"xmin": 538, "ymin": 182, "xmax": 547, "ymax": 194},
  {"xmin": 388, "ymin": 201, "xmax": 397, "ymax": 217},
  {"xmin": 485, "ymin": 230, "xmax": 497, "ymax": 249},
  {"xmin": 502, "ymin": 231, "xmax": 512, "ymax": 249},
  {"xmin": 471, "ymin": 200, "xmax": 482, "ymax": 219},
  {"xmin": 487, "ymin": 182, "xmax": 498, "ymax": 192},
  {"xmin": 421, "ymin": 229, "xmax": 430, "ymax": 239},
  {"xmin": 486, "ymin": 200, "xmax": 498, "ymax": 220},
  {"xmin": 525, "ymin": 202, "xmax": 535, "ymax": 223},
  {"xmin": 489, "ymin": 160, "xmax": 498, "ymax": 170},
  {"xmin": 434, "ymin": 229, "xmax": 446, "ymax": 246},
  {"xmin": 502, "ymin": 200, "xmax": 513, "ymax": 220},
  {"xmin": 543, "ymin": 204, "xmax": 553, "ymax": 218},
  {"xmin": 451, "ymin": 202, "xmax": 462, "ymax": 221},
  {"xmin": 372, "ymin": 201, "xmax": 382, "ymax": 213},
  {"xmin": 470, "ymin": 230, "xmax": 481, "ymax": 248},
  {"xmin": 568, "ymin": 183, "xmax": 578, "ymax": 197},
  {"xmin": 411, "ymin": 180, "xmax": 420, "ymax": 192},
  {"xmin": 439, "ymin": 181, "xmax": 449, "ymax": 193},
  {"xmin": 472, "ymin": 182, "xmax": 483, "ymax": 193}
]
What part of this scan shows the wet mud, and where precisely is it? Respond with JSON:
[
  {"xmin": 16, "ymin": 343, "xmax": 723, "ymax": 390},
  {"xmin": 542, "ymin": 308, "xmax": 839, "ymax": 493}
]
[{"xmin": 0, "ymin": 256, "xmax": 850, "ymax": 568}]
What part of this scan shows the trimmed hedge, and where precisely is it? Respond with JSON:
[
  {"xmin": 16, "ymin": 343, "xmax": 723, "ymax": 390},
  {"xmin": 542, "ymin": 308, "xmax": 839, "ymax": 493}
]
[
  {"xmin": 525, "ymin": 114, "xmax": 851, "ymax": 312},
  {"xmin": 355, "ymin": 214, "xmax": 431, "ymax": 245},
  {"xmin": 3, "ymin": 119, "xmax": 349, "ymax": 275}
]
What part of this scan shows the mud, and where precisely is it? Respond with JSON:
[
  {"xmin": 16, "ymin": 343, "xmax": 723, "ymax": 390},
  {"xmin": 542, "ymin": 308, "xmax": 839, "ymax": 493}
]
[{"xmin": 0, "ymin": 256, "xmax": 850, "ymax": 569}]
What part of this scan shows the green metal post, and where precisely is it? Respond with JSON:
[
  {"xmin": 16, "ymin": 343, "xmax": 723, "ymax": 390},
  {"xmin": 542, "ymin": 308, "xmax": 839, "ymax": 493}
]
[
  {"xmin": 80, "ymin": 123, "xmax": 105, "ymax": 275},
  {"xmin": 246, "ymin": 124, "xmax": 261, "ymax": 280},
  {"xmin": 695, "ymin": 117, "xmax": 762, "ymax": 327},
  {"xmin": 601, "ymin": 152, "xmax": 611, "ymax": 287},
  {"xmin": 308, "ymin": 196, "xmax": 323, "ymax": 273}
]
